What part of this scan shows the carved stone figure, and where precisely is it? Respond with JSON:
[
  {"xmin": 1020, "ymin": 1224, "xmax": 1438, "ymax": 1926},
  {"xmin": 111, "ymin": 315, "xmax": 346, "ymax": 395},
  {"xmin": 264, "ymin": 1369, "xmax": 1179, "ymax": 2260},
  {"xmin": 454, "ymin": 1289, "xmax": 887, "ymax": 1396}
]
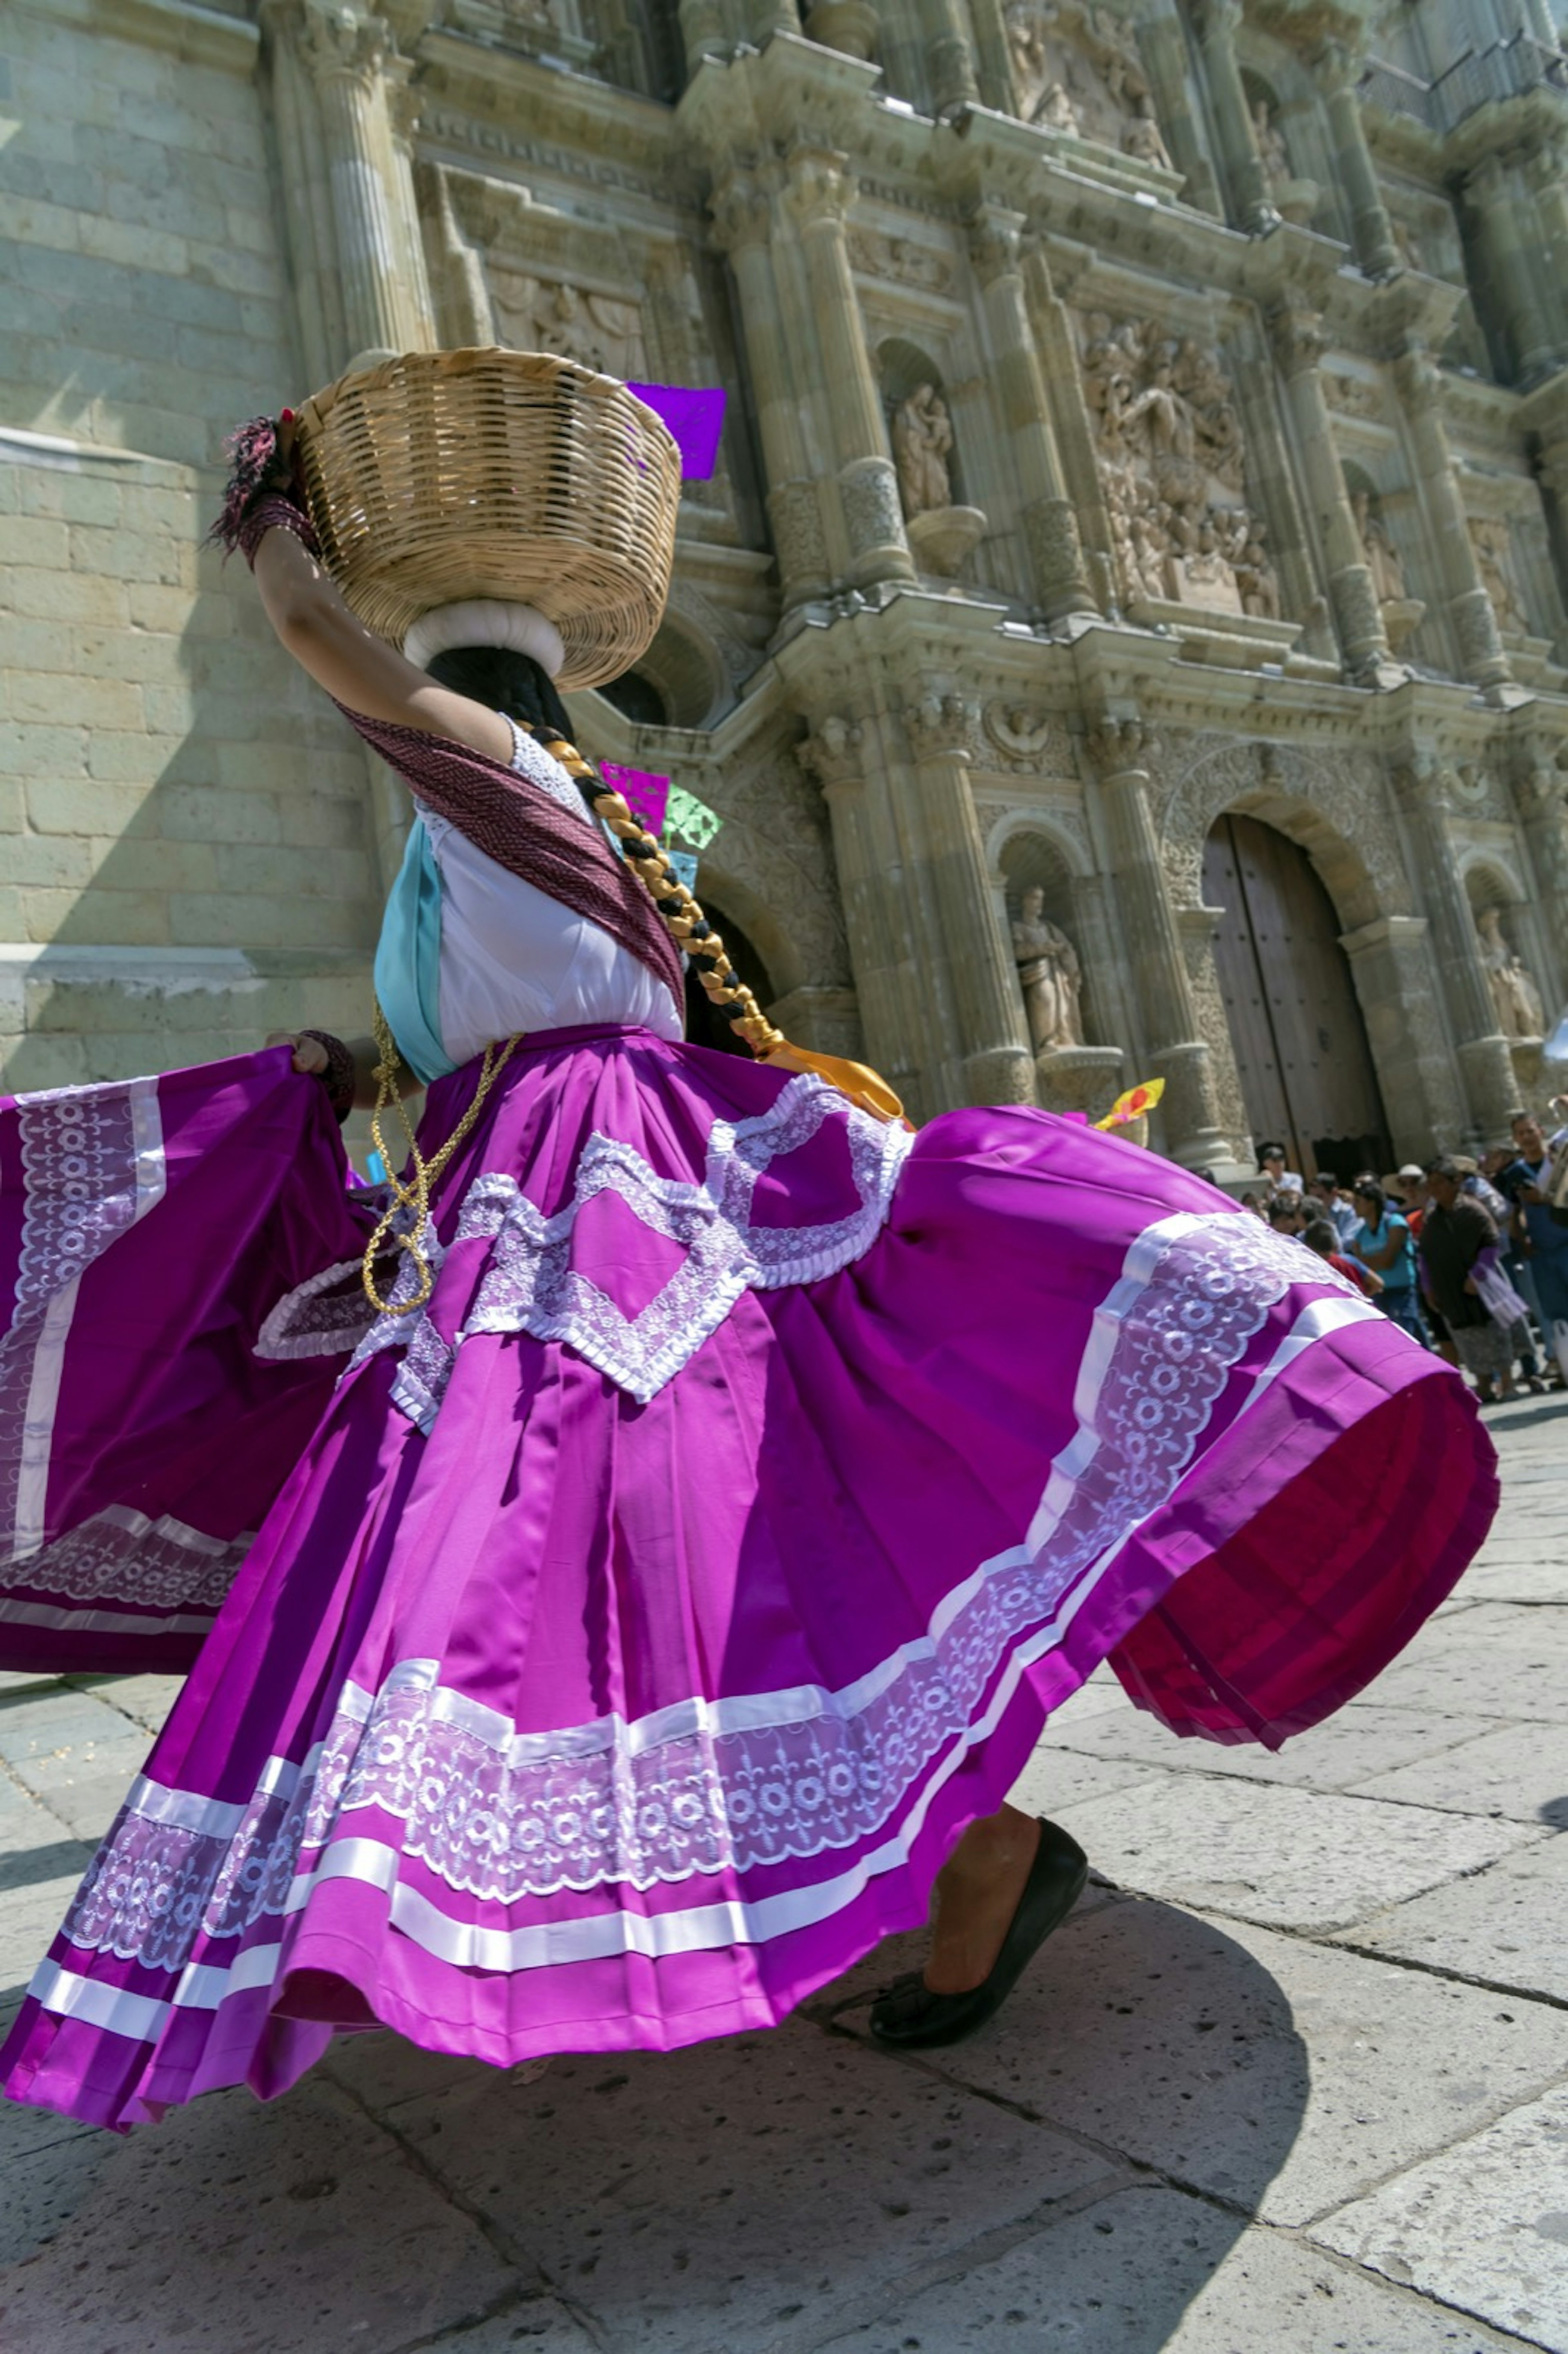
[
  {"xmin": 1040, "ymin": 80, "xmax": 1083, "ymax": 133},
  {"xmin": 1123, "ymin": 95, "xmax": 1174, "ymax": 172},
  {"xmin": 1229, "ymin": 511, "xmax": 1281, "ymax": 620},
  {"xmin": 1470, "ymin": 519, "xmax": 1530, "ymax": 635},
  {"xmin": 891, "ymin": 384, "xmax": 954, "ymax": 518},
  {"xmin": 1478, "ymin": 905, "xmax": 1546, "ymax": 1039},
  {"xmin": 1252, "ymin": 96, "xmax": 1291, "ymax": 187},
  {"xmin": 1012, "ymin": 885, "xmax": 1084, "ymax": 1051},
  {"xmin": 1005, "ymin": 0, "xmax": 1051, "ymax": 120},
  {"xmin": 489, "ymin": 272, "xmax": 646, "ymax": 379},
  {"xmin": 1353, "ymin": 490, "xmax": 1407, "ymax": 605}
]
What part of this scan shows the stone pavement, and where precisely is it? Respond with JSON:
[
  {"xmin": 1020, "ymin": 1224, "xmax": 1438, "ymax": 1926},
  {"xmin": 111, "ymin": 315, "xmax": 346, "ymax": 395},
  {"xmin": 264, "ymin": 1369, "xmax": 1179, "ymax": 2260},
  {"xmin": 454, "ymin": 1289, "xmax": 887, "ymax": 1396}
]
[{"xmin": 0, "ymin": 1400, "xmax": 1564, "ymax": 2354}]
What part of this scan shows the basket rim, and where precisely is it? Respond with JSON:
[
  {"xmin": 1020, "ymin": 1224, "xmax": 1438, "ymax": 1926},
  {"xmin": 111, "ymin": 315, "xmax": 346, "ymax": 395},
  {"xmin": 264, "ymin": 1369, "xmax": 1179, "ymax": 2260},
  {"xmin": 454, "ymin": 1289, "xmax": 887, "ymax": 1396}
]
[{"xmin": 296, "ymin": 346, "xmax": 682, "ymax": 474}]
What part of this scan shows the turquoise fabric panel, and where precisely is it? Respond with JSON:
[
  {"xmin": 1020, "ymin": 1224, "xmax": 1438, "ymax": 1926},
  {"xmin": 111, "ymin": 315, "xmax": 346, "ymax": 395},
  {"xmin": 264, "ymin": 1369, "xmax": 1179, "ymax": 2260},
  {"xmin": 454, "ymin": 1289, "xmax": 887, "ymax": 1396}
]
[{"xmin": 373, "ymin": 815, "xmax": 454, "ymax": 1086}]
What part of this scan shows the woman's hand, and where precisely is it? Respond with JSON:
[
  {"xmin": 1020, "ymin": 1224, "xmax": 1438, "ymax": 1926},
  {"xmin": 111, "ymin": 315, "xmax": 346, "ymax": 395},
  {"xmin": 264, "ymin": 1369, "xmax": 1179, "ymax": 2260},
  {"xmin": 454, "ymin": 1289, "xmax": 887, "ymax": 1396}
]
[{"xmin": 266, "ymin": 1030, "xmax": 330, "ymax": 1078}]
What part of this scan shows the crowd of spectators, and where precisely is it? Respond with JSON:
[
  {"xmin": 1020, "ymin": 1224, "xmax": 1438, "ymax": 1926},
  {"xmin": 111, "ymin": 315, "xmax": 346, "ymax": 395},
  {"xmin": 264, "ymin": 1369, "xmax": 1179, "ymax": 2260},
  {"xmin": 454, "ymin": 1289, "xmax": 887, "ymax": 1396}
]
[{"xmin": 1238, "ymin": 1105, "xmax": 1568, "ymax": 1406}]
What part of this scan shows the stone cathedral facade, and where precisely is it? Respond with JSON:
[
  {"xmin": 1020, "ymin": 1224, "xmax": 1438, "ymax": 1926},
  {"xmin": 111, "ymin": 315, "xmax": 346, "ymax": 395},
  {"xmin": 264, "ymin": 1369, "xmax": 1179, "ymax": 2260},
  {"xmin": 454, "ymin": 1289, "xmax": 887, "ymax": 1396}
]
[{"xmin": 4, "ymin": 0, "xmax": 1568, "ymax": 1177}]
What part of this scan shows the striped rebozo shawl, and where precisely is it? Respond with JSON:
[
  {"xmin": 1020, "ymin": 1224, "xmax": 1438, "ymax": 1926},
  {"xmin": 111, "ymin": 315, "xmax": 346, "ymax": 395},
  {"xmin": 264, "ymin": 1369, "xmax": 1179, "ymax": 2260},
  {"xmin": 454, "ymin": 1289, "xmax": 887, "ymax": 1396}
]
[{"xmin": 338, "ymin": 704, "xmax": 686, "ymax": 1007}]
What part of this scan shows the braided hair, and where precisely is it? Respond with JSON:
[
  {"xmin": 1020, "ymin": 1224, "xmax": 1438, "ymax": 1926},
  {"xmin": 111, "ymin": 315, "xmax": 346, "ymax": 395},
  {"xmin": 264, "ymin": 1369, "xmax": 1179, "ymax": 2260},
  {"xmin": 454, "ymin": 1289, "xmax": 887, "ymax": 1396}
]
[{"xmin": 428, "ymin": 645, "xmax": 783, "ymax": 1058}]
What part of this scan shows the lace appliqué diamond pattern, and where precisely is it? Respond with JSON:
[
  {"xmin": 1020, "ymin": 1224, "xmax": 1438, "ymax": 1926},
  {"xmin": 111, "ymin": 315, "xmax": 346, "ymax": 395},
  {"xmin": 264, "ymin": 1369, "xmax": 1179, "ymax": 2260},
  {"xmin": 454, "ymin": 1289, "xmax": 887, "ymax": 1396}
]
[
  {"xmin": 349, "ymin": 1075, "xmax": 913, "ymax": 1422},
  {"xmin": 0, "ymin": 1085, "xmax": 149, "ymax": 1555},
  {"xmin": 60, "ymin": 1212, "xmax": 1316, "ymax": 1969}
]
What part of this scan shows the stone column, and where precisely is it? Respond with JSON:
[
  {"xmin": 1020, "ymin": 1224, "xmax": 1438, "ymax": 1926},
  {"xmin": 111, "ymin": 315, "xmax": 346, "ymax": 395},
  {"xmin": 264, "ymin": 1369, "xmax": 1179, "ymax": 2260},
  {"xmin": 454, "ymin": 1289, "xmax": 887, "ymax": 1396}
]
[
  {"xmin": 904, "ymin": 697, "xmax": 1036, "ymax": 1106},
  {"xmin": 264, "ymin": 10, "xmax": 341, "ymax": 388},
  {"xmin": 713, "ymin": 170, "xmax": 832, "ymax": 607},
  {"xmin": 1392, "ymin": 760, "xmax": 1519, "ymax": 1142},
  {"xmin": 920, "ymin": 0, "xmax": 979, "ymax": 116},
  {"xmin": 296, "ymin": 0, "xmax": 426, "ymax": 366},
  {"xmin": 383, "ymin": 51, "xmax": 437, "ymax": 347},
  {"xmin": 1315, "ymin": 41, "xmax": 1399, "ymax": 280},
  {"xmin": 1138, "ymin": 0, "xmax": 1222, "ymax": 216},
  {"xmin": 1392, "ymin": 342, "xmax": 1514, "ymax": 693},
  {"xmin": 1191, "ymin": 0, "xmax": 1278, "ymax": 234},
  {"xmin": 677, "ymin": 0, "xmax": 728, "ymax": 71},
  {"xmin": 1464, "ymin": 154, "xmax": 1561, "ymax": 386},
  {"xmin": 1270, "ymin": 303, "xmax": 1391, "ymax": 680},
  {"xmin": 1513, "ymin": 747, "xmax": 1568, "ymax": 1008},
  {"xmin": 798, "ymin": 718, "xmax": 928, "ymax": 1112},
  {"xmin": 969, "ymin": 208, "xmax": 1096, "ymax": 622},
  {"xmin": 782, "ymin": 145, "xmax": 914, "ymax": 588},
  {"xmin": 965, "ymin": 0, "xmax": 1016, "ymax": 116},
  {"xmin": 1087, "ymin": 721, "xmax": 1229, "ymax": 1167},
  {"xmin": 1020, "ymin": 244, "xmax": 1118, "ymax": 617},
  {"xmin": 1524, "ymin": 134, "xmax": 1568, "ymax": 363}
]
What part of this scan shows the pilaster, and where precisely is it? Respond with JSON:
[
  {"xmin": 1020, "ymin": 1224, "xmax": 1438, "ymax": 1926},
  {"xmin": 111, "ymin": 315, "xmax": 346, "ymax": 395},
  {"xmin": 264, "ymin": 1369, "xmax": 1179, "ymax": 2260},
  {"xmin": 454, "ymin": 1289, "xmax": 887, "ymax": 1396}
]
[
  {"xmin": 1315, "ymin": 41, "xmax": 1399, "ymax": 282},
  {"xmin": 1512, "ymin": 740, "xmax": 1568, "ymax": 1008},
  {"xmin": 1392, "ymin": 759, "xmax": 1519, "ymax": 1144},
  {"xmin": 782, "ymin": 145, "xmax": 915, "ymax": 589},
  {"xmin": 712, "ymin": 169, "xmax": 832, "ymax": 607},
  {"xmin": 797, "ymin": 717, "xmax": 927, "ymax": 1112},
  {"xmin": 969, "ymin": 209, "xmax": 1096, "ymax": 623},
  {"xmin": 1086, "ymin": 720, "xmax": 1229, "ymax": 1168},
  {"xmin": 1392, "ymin": 343, "xmax": 1514, "ymax": 694},
  {"xmin": 904, "ymin": 695, "xmax": 1036, "ymax": 1106},
  {"xmin": 1463, "ymin": 153, "xmax": 1563, "ymax": 387},
  {"xmin": 1270, "ymin": 303, "xmax": 1391, "ymax": 682},
  {"xmin": 1191, "ymin": 0, "xmax": 1278, "ymax": 236}
]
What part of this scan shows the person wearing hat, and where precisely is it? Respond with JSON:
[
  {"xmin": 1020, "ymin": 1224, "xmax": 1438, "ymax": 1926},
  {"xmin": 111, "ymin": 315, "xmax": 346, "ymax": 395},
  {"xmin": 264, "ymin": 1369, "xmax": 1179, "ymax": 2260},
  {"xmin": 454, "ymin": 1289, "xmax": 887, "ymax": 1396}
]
[{"xmin": 0, "ymin": 384, "xmax": 1503, "ymax": 2135}]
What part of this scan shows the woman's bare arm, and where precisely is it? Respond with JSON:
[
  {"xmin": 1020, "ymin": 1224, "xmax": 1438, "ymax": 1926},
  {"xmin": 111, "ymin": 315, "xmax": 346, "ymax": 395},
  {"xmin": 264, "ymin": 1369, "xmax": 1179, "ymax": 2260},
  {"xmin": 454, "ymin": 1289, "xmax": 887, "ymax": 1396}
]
[{"xmin": 252, "ymin": 525, "xmax": 512, "ymax": 766}]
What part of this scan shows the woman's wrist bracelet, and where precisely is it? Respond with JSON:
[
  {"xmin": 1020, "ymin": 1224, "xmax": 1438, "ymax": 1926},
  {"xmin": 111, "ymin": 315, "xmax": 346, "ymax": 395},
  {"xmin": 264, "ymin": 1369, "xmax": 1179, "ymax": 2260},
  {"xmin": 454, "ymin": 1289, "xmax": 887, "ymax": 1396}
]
[{"xmin": 296, "ymin": 1030, "xmax": 356, "ymax": 1123}]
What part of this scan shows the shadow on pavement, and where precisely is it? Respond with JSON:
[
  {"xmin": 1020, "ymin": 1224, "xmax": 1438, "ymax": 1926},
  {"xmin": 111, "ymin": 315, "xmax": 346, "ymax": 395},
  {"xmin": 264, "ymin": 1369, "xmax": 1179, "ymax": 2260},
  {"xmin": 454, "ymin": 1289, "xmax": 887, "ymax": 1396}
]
[{"xmin": 0, "ymin": 1890, "xmax": 1309, "ymax": 2354}]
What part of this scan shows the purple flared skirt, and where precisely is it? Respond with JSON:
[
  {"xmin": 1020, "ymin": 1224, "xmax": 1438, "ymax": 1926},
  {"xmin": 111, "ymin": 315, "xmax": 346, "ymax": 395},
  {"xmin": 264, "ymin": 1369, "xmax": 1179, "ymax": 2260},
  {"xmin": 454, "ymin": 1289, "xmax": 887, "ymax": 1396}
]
[{"xmin": 0, "ymin": 1027, "xmax": 1497, "ymax": 2130}]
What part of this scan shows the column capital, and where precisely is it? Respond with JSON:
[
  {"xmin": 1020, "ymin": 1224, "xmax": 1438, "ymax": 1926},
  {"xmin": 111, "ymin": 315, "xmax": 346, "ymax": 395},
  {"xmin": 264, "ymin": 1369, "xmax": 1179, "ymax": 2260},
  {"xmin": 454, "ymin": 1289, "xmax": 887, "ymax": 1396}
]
[
  {"xmin": 296, "ymin": 0, "xmax": 392, "ymax": 85},
  {"xmin": 1522, "ymin": 129, "xmax": 1568, "ymax": 197},
  {"xmin": 1086, "ymin": 717, "xmax": 1154, "ymax": 777},
  {"xmin": 1269, "ymin": 303, "xmax": 1327, "ymax": 378},
  {"xmin": 1313, "ymin": 38, "xmax": 1366, "ymax": 99},
  {"xmin": 905, "ymin": 692, "xmax": 980, "ymax": 764},
  {"xmin": 711, "ymin": 170, "xmax": 775, "ymax": 257},
  {"xmin": 782, "ymin": 142, "xmax": 855, "ymax": 232},
  {"xmin": 797, "ymin": 716, "xmax": 865, "ymax": 789},
  {"xmin": 967, "ymin": 202, "xmax": 1025, "ymax": 289}
]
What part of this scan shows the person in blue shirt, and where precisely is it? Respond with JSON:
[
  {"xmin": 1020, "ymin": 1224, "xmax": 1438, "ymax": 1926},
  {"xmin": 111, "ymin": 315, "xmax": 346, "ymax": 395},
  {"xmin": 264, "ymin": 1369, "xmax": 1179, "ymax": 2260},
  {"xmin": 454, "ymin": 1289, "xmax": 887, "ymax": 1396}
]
[
  {"xmin": 1500, "ymin": 1108, "xmax": 1568, "ymax": 1383},
  {"xmin": 1349, "ymin": 1178, "xmax": 1427, "ymax": 1344}
]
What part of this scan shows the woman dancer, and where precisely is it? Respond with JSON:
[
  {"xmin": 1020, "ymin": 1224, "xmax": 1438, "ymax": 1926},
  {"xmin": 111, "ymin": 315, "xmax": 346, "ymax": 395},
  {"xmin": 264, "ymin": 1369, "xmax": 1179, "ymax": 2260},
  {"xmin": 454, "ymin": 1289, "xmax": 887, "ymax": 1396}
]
[{"xmin": 0, "ymin": 412, "xmax": 1497, "ymax": 2131}]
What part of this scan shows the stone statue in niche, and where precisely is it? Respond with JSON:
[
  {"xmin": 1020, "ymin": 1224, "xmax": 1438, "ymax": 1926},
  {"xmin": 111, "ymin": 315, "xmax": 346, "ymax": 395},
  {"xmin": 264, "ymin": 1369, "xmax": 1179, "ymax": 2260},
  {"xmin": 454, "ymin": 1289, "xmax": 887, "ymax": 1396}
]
[
  {"xmin": 1228, "ymin": 510, "xmax": 1280, "ymax": 620},
  {"xmin": 1012, "ymin": 885, "xmax": 1085, "ymax": 1052},
  {"xmin": 1252, "ymin": 96, "xmax": 1292, "ymax": 187},
  {"xmin": 892, "ymin": 385, "xmax": 954, "ymax": 518},
  {"xmin": 1478, "ymin": 905, "xmax": 1546, "ymax": 1040},
  {"xmin": 1123, "ymin": 94, "xmax": 1174, "ymax": 172},
  {"xmin": 1470, "ymin": 519, "xmax": 1531, "ymax": 635},
  {"xmin": 1004, "ymin": 0, "xmax": 1052, "ymax": 120},
  {"xmin": 1040, "ymin": 80, "xmax": 1084, "ymax": 133},
  {"xmin": 1354, "ymin": 490, "xmax": 1407, "ymax": 605}
]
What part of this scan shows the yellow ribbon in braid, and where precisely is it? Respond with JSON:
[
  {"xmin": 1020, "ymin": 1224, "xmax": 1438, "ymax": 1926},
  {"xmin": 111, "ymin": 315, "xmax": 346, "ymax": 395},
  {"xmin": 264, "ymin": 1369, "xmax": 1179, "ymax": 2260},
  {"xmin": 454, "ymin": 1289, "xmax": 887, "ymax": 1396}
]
[{"xmin": 536, "ymin": 728, "xmax": 907, "ymax": 1126}]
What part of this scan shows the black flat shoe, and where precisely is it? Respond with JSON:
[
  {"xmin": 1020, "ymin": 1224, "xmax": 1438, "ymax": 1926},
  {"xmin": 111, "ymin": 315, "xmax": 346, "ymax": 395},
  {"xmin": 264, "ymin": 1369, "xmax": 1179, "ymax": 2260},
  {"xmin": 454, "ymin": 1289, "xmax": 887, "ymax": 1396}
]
[{"xmin": 868, "ymin": 1817, "xmax": 1088, "ymax": 2051}]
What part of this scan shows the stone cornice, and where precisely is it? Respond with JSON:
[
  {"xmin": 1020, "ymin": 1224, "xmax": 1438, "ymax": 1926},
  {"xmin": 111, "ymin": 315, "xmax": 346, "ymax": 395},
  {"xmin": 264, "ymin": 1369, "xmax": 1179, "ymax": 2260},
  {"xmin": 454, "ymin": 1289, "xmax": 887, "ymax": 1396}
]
[
  {"xmin": 417, "ymin": 25, "xmax": 688, "ymax": 189},
  {"xmin": 22, "ymin": 0, "xmax": 258, "ymax": 71}
]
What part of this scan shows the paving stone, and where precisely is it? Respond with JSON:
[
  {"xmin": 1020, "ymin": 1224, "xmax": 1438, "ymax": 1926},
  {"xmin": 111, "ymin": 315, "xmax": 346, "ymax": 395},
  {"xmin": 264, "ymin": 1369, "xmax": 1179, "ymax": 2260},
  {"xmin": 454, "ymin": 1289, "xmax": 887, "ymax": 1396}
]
[
  {"xmin": 813, "ymin": 2188, "xmax": 1532, "ymax": 2354},
  {"xmin": 1457, "ymin": 1560, "xmax": 1568, "ymax": 1605},
  {"xmin": 834, "ymin": 1893, "xmax": 1566, "ymax": 2229},
  {"xmin": 1007, "ymin": 1743, "xmax": 1156, "ymax": 1812},
  {"xmin": 395, "ymin": 2019, "xmax": 1117, "ymax": 2354},
  {"xmin": 1313, "ymin": 2084, "xmax": 1568, "ymax": 2352},
  {"xmin": 1335, "ymin": 1832, "xmax": 1568, "ymax": 2002},
  {"xmin": 1048, "ymin": 1776, "xmax": 1537, "ymax": 1933},
  {"xmin": 0, "ymin": 1871, "xmax": 88, "ymax": 2003},
  {"xmin": 1365, "ymin": 1607, "xmax": 1563, "ymax": 1723},
  {"xmin": 1350, "ymin": 1723, "xmax": 1568, "ymax": 1826},
  {"xmin": 0, "ymin": 2077, "xmax": 517, "ymax": 2350},
  {"xmin": 69, "ymin": 1671, "xmax": 181, "ymax": 1735},
  {"xmin": 321, "ymin": 2028, "xmax": 550, "ymax": 2116},
  {"xmin": 425, "ymin": 2300, "xmax": 603, "ymax": 2350},
  {"xmin": 0, "ymin": 1689, "xmax": 136, "ymax": 1765},
  {"xmin": 1034, "ymin": 1698, "xmax": 1502, "ymax": 1794}
]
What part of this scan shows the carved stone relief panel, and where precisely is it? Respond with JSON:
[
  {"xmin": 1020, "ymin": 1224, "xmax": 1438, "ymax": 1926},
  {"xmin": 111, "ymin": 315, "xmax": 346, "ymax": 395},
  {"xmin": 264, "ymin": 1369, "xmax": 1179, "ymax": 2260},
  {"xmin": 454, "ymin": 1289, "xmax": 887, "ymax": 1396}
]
[
  {"xmin": 848, "ymin": 227, "xmax": 954, "ymax": 294},
  {"xmin": 701, "ymin": 737, "xmax": 853, "ymax": 995},
  {"xmin": 1003, "ymin": 1, "xmax": 1176, "ymax": 174},
  {"xmin": 488, "ymin": 270, "xmax": 648, "ymax": 377},
  {"xmin": 1076, "ymin": 314, "xmax": 1278, "ymax": 620},
  {"xmin": 1154, "ymin": 732, "xmax": 1412, "ymax": 925},
  {"xmin": 981, "ymin": 702, "xmax": 1077, "ymax": 775}
]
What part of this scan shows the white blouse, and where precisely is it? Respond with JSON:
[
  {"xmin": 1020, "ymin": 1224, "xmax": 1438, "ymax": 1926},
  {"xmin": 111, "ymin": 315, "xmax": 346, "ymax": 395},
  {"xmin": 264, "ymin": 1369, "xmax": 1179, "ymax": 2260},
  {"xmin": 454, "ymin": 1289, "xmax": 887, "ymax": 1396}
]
[{"xmin": 417, "ymin": 721, "xmax": 683, "ymax": 1067}]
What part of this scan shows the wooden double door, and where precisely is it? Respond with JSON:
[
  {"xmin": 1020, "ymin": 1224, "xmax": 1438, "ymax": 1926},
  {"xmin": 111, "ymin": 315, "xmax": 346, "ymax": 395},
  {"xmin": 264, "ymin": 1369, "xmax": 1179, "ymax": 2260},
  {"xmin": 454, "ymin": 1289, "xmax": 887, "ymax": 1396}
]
[{"xmin": 1203, "ymin": 814, "xmax": 1390, "ymax": 1184}]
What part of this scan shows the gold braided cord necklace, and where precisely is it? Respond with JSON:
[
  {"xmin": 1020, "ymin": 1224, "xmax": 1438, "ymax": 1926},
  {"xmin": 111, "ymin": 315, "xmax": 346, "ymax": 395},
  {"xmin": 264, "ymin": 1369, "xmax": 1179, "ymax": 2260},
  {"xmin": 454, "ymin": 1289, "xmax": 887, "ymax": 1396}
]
[{"xmin": 362, "ymin": 999, "xmax": 519, "ymax": 1316}]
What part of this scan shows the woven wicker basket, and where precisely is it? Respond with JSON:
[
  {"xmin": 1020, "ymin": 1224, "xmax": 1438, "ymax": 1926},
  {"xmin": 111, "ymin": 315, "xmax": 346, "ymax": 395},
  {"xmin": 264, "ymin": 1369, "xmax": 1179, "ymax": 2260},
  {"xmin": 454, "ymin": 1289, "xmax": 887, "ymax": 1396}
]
[{"xmin": 294, "ymin": 348, "xmax": 682, "ymax": 691}]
